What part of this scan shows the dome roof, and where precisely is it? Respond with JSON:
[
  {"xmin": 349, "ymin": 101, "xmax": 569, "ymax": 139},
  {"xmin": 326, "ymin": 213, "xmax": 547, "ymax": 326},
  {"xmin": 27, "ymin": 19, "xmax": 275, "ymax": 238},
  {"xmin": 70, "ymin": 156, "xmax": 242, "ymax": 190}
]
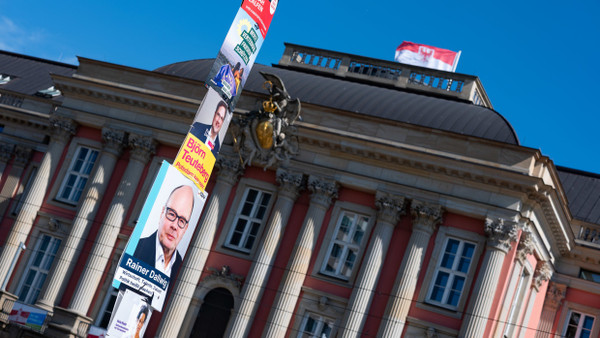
[{"xmin": 155, "ymin": 59, "xmax": 519, "ymax": 145}]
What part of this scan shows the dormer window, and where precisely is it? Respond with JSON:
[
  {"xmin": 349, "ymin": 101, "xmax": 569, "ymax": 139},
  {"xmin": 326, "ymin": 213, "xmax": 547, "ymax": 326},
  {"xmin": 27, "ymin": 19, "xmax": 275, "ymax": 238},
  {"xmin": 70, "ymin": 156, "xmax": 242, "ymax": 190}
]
[
  {"xmin": 36, "ymin": 86, "xmax": 61, "ymax": 98},
  {"xmin": 0, "ymin": 75, "xmax": 11, "ymax": 85}
]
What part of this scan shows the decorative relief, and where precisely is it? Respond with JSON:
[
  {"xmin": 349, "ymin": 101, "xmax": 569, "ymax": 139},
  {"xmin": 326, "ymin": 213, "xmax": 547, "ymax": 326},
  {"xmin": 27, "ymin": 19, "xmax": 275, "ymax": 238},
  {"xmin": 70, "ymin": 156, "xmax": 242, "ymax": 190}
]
[
  {"xmin": 307, "ymin": 176, "xmax": 338, "ymax": 208},
  {"xmin": 231, "ymin": 72, "xmax": 301, "ymax": 170},
  {"xmin": 484, "ymin": 218, "xmax": 518, "ymax": 253},
  {"xmin": 276, "ymin": 168, "xmax": 304, "ymax": 200},
  {"xmin": 544, "ymin": 281, "xmax": 566, "ymax": 310},
  {"xmin": 410, "ymin": 200, "xmax": 443, "ymax": 234},
  {"xmin": 12, "ymin": 145, "xmax": 32, "ymax": 167},
  {"xmin": 532, "ymin": 261, "xmax": 552, "ymax": 290},
  {"xmin": 516, "ymin": 229, "xmax": 534, "ymax": 262},
  {"xmin": 101, "ymin": 127, "xmax": 126, "ymax": 155},
  {"xmin": 204, "ymin": 265, "xmax": 244, "ymax": 291},
  {"xmin": 375, "ymin": 192, "xmax": 406, "ymax": 225},
  {"xmin": 48, "ymin": 115, "xmax": 77, "ymax": 142},
  {"xmin": 128, "ymin": 133, "xmax": 156, "ymax": 164},
  {"xmin": 48, "ymin": 218, "xmax": 61, "ymax": 232}
]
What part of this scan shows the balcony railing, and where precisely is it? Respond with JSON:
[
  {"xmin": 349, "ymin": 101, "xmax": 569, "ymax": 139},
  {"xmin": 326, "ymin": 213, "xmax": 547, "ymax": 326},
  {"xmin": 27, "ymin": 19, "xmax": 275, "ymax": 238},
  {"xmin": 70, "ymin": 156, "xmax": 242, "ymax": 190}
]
[
  {"xmin": 575, "ymin": 224, "xmax": 600, "ymax": 250},
  {"xmin": 278, "ymin": 43, "xmax": 492, "ymax": 108}
]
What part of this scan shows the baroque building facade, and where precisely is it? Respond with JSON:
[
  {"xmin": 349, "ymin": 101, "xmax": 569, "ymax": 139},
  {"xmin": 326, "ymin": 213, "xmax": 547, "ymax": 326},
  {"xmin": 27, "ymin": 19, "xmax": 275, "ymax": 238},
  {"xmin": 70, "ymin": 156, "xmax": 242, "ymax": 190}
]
[{"xmin": 0, "ymin": 43, "xmax": 599, "ymax": 338}]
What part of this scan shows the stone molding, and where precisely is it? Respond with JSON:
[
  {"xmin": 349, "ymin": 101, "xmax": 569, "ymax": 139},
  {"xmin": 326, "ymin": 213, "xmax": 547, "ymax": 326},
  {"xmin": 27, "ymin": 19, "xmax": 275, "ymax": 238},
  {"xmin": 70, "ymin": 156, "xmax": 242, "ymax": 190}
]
[
  {"xmin": 307, "ymin": 176, "xmax": 338, "ymax": 208},
  {"xmin": 128, "ymin": 133, "xmax": 156, "ymax": 163},
  {"xmin": 215, "ymin": 154, "xmax": 244, "ymax": 185},
  {"xmin": 484, "ymin": 218, "xmax": 518, "ymax": 253},
  {"xmin": 12, "ymin": 145, "xmax": 32, "ymax": 167},
  {"xmin": 276, "ymin": 168, "xmax": 304, "ymax": 200},
  {"xmin": 0, "ymin": 143, "xmax": 14, "ymax": 163},
  {"xmin": 532, "ymin": 261, "xmax": 552, "ymax": 290},
  {"xmin": 375, "ymin": 191, "xmax": 406, "ymax": 225},
  {"xmin": 49, "ymin": 115, "xmax": 77, "ymax": 142},
  {"xmin": 101, "ymin": 127, "xmax": 127, "ymax": 156},
  {"xmin": 543, "ymin": 281, "xmax": 567, "ymax": 310},
  {"xmin": 516, "ymin": 229, "xmax": 535, "ymax": 262},
  {"xmin": 410, "ymin": 200, "xmax": 443, "ymax": 234}
]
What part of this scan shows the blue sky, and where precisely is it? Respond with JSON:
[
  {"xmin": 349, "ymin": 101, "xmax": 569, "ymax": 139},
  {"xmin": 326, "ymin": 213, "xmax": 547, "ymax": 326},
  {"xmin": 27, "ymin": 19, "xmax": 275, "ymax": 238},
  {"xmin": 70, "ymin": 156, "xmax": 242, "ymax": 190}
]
[{"xmin": 2, "ymin": 1, "xmax": 599, "ymax": 174}]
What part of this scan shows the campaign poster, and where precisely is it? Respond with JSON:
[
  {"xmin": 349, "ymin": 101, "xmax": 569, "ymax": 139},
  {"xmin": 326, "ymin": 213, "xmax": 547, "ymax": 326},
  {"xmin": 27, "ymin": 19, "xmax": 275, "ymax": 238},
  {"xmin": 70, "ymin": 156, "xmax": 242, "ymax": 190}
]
[
  {"xmin": 9, "ymin": 301, "xmax": 48, "ymax": 332},
  {"xmin": 106, "ymin": 290, "xmax": 151, "ymax": 338},
  {"xmin": 113, "ymin": 161, "xmax": 207, "ymax": 310},
  {"xmin": 87, "ymin": 325, "xmax": 107, "ymax": 338},
  {"xmin": 206, "ymin": 7, "xmax": 268, "ymax": 109},
  {"xmin": 174, "ymin": 88, "xmax": 232, "ymax": 191}
]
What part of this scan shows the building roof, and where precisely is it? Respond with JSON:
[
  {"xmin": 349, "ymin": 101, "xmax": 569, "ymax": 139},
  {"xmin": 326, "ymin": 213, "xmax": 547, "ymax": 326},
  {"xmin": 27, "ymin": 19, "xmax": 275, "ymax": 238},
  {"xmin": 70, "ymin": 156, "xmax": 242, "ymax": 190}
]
[
  {"xmin": 0, "ymin": 50, "xmax": 76, "ymax": 98},
  {"xmin": 155, "ymin": 59, "xmax": 519, "ymax": 145},
  {"xmin": 557, "ymin": 166, "xmax": 600, "ymax": 224}
]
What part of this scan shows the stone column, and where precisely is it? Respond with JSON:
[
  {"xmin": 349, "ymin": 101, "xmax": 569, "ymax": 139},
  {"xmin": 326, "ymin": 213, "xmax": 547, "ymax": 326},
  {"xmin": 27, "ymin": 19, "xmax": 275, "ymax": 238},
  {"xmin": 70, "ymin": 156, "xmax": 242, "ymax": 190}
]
[
  {"xmin": 378, "ymin": 200, "xmax": 443, "ymax": 337},
  {"xmin": 264, "ymin": 176, "xmax": 338, "ymax": 338},
  {"xmin": 0, "ymin": 145, "xmax": 32, "ymax": 217},
  {"xmin": 157, "ymin": 155, "xmax": 243, "ymax": 337},
  {"xmin": 535, "ymin": 281, "xmax": 565, "ymax": 338},
  {"xmin": 68, "ymin": 133, "xmax": 154, "ymax": 315},
  {"xmin": 0, "ymin": 142, "xmax": 14, "ymax": 181},
  {"xmin": 37, "ymin": 128, "xmax": 125, "ymax": 311},
  {"xmin": 226, "ymin": 169, "xmax": 303, "ymax": 338},
  {"xmin": 0, "ymin": 116, "xmax": 76, "ymax": 283},
  {"xmin": 519, "ymin": 261, "xmax": 551, "ymax": 338},
  {"xmin": 459, "ymin": 218, "xmax": 518, "ymax": 338},
  {"xmin": 339, "ymin": 192, "xmax": 405, "ymax": 338}
]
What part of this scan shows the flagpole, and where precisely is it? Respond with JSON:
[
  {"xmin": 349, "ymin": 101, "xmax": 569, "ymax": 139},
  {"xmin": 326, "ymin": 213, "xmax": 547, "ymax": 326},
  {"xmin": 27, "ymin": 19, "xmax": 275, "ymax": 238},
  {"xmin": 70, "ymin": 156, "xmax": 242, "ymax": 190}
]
[{"xmin": 452, "ymin": 50, "xmax": 462, "ymax": 72}]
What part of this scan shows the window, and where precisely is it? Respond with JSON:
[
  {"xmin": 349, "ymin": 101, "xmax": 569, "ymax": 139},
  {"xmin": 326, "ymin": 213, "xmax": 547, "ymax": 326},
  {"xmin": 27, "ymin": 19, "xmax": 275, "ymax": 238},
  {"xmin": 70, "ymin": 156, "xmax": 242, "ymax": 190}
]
[
  {"xmin": 17, "ymin": 234, "xmax": 61, "ymax": 304},
  {"xmin": 298, "ymin": 312, "xmax": 334, "ymax": 338},
  {"xmin": 12, "ymin": 166, "xmax": 38, "ymax": 215},
  {"xmin": 503, "ymin": 268, "xmax": 531, "ymax": 337},
  {"xmin": 564, "ymin": 311, "xmax": 595, "ymax": 338},
  {"xmin": 320, "ymin": 211, "xmax": 370, "ymax": 280},
  {"xmin": 580, "ymin": 269, "xmax": 600, "ymax": 284},
  {"xmin": 96, "ymin": 287, "xmax": 118, "ymax": 329},
  {"xmin": 57, "ymin": 146, "xmax": 98, "ymax": 204},
  {"xmin": 224, "ymin": 188, "xmax": 272, "ymax": 253},
  {"xmin": 426, "ymin": 237, "xmax": 476, "ymax": 310}
]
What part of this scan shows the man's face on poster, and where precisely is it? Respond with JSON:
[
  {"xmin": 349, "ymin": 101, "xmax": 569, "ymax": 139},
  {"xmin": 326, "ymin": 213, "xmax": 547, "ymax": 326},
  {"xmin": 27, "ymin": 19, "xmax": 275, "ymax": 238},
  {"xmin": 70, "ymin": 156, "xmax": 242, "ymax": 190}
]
[
  {"xmin": 212, "ymin": 104, "xmax": 226, "ymax": 134},
  {"xmin": 158, "ymin": 186, "xmax": 194, "ymax": 257}
]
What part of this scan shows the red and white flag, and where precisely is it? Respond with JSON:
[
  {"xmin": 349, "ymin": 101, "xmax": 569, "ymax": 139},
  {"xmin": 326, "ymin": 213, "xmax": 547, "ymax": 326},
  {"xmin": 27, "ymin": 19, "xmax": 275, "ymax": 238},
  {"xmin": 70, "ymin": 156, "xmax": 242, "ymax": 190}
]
[{"xmin": 395, "ymin": 41, "xmax": 460, "ymax": 72}]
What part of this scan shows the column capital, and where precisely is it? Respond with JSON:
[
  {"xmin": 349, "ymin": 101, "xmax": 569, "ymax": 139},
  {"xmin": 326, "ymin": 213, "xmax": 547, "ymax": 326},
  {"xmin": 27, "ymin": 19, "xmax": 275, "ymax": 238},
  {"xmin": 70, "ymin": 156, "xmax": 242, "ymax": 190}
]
[
  {"xmin": 0, "ymin": 143, "xmax": 14, "ymax": 163},
  {"xmin": 216, "ymin": 154, "xmax": 244, "ymax": 185},
  {"xmin": 276, "ymin": 168, "xmax": 303, "ymax": 200},
  {"xmin": 49, "ymin": 115, "xmax": 77, "ymax": 142},
  {"xmin": 128, "ymin": 133, "xmax": 156, "ymax": 164},
  {"xmin": 12, "ymin": 145, "xmax": 32, "ymax": 167},
  {"xmin": 516, "ymin": 229, "xmax": 535, "ymax": 262},
  {"xmin": 544, "ymin": 281, "xmax": 567, "ymax": 310},
  {"xmin": 484, "ymin": 218, "xmax": 518, "ymax": 253},
  {"xmin": 410, "ymin": 200, "xmax": 443, "ymax": 235},
  {"xmin": 375, "ymin": 191, "xmax": 406, "ymax": 225},
  {"xmin": 307, "ymin": 176, "xmax": 338, "ymax": 208},
  {"xmin": 101, "ymin": 127, "xmax": 127, "ymax": 156},
  {"xmin": 532, "ymin": 261, "xmax": 552, "ymax": 291}
]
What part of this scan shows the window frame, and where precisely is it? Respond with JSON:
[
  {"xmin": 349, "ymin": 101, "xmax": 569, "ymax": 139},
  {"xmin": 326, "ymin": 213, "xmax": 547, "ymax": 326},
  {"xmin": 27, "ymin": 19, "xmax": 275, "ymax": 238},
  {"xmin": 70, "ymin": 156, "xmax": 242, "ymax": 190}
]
[
  {"xmin": 216, "ymin": 178, "xmax": 276, "ymax": 258},
  {"xmin": 416, "ymin": 226, "xmax": 485, "ymax": 318},
  {"xmin": 291, "ymin": 287, "xmax": 346, "ymax": 338},
  {"xmin": 558, "ymin": 302, "xmax": 600, "ymax": 338},
  {"xmin": 313, "ymin": 201, "xmax": 375, "ymax": 284},
  {"xmin": 297, "ymin": 311, "xmax": 335, "ymax": 338},
  {"xmin": 16, "ymin": 233, "xmax": 62, "ymax": 304},
  {"xmin": 563, "ymin": 310, "xmax": 595, "ymax": 338},
  {"xmin": 223, "ymin": 187, "xmax": 273, "ymax": 253},
  {"xmin": 56, "ymin": 145, "xmax": 99, "ymax": 205}
]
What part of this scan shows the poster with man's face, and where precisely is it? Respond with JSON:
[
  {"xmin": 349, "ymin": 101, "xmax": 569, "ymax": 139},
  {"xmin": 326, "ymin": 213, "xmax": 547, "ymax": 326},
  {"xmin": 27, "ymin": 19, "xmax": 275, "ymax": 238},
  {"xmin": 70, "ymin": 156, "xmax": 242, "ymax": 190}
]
[{"xmin": 113, "ymin": 161, "xmax": 207, "ymax": 310}]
